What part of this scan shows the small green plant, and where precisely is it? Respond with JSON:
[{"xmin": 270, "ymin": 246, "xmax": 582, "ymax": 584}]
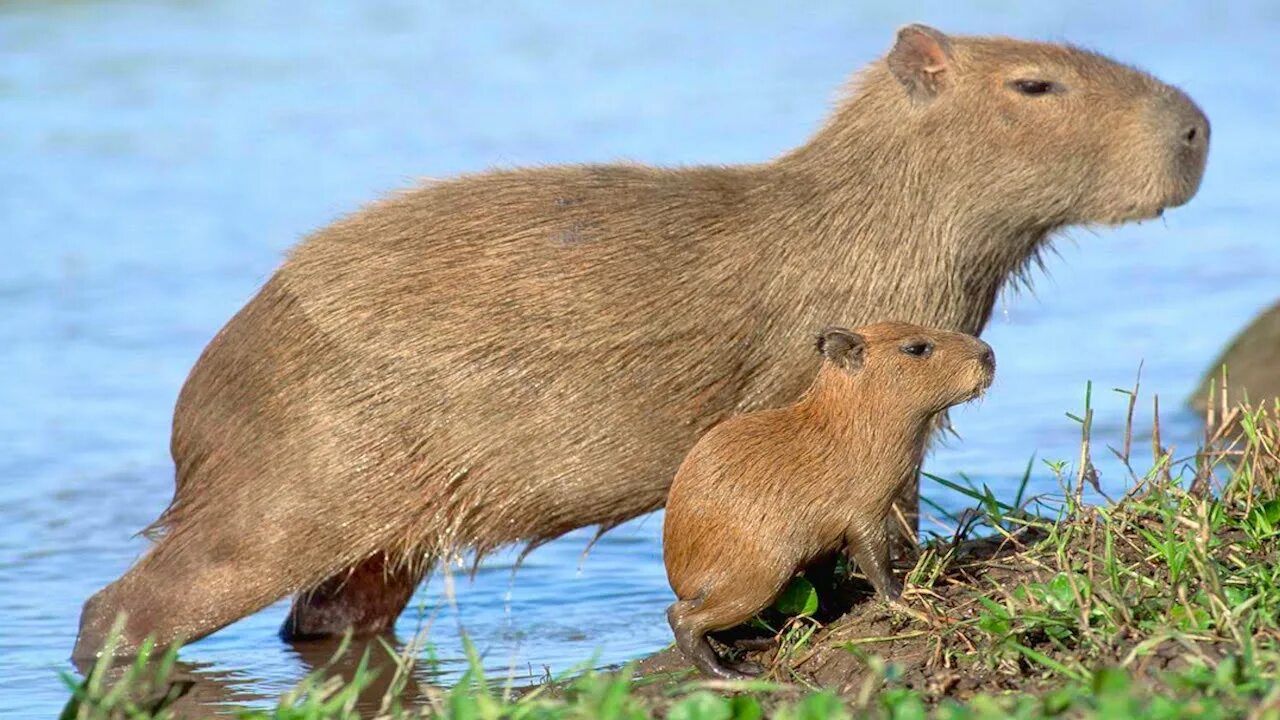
[
  {"xmin": 773, "ymin": 576, "xmax": 820, "ymax": 618},
  {"xmin": 60, "ymin": 618, "xmax": 192, "ymax": 720}
]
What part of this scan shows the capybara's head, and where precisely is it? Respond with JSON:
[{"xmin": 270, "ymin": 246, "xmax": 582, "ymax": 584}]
[
  {"xmin": 816, "ymin": 322, "xmax": 995, "ymax": 413},
  {"xmin": 854, "ymin": 24, "xmax": 1208, "ymax": 227}
]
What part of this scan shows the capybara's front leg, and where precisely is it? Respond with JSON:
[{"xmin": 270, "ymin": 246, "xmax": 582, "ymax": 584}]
[
  {"xmin": 847, "ymin": 522, "xmax": 903, "ymax": 601},
  {"xmin": 281, "ymin": 552, "xmax": 426, "ymax": 642},
  {"xmin": 73, "ymin": 531, "xmax": 310, "ymax": 660},
  {"xmin": 887, "ymin": 472, "xmax": 920, "ymax": 562}
]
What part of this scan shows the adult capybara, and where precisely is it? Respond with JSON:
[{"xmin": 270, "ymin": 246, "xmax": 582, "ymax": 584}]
[
  {"xmin": 664, "ymin": 323, "xmax": 995, "ymax": 679},
  {"xmin": 1190, "ymin": 300, "xmax": 1280, "ymax": 415},
  {"xmin": 75, "ymin": 23, "xmax": 1209, "ymax": 658}
]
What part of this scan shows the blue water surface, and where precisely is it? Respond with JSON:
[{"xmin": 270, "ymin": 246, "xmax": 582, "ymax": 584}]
[{"xmin": 2, "ymin": 1, "xmax": 1277, "ymax": 716}]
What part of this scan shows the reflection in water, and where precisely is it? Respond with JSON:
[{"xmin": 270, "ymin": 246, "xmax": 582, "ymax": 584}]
[
  {"xmin": 283, "ymin": 637, "xmax": 432, "ymax": 715},
  {"xmin": 3, "ymin": 0, "xmax": 1277, "ymax": 716}
]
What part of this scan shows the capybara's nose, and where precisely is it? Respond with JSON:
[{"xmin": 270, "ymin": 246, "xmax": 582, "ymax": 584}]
[
  {"xmin": 1162, "ymin": 90, "xmax": 1210, "ymax": 157},
  {"xmin": 1181, "ymin": 109, "xmax": 1210, "ymax": 150},
  {"xmin": 1159, "ymin": 91, "xmax": 1209, "ymax": 206},
  {"xmin": 1142, "ymin": 86, "xmax": 1209, "ymax": 209},
  {"xmin": 977, "ymin": 344, "xmax": 995, "ymax": 372}
]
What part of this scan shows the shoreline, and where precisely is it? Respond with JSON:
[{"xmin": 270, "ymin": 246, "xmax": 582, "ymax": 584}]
[{"xmin": 62, "ymin": 398, "xmax": 1280, "ymax": 719}]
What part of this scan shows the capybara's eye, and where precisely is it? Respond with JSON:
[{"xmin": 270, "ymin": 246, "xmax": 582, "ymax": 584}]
[
  {"xmin": 900, "ymin": 341, "xmax": 934, "ymax": 358},
  {"xmin": 1009, "ymin": 79, "xmax": 1061, "ymax": 96}
]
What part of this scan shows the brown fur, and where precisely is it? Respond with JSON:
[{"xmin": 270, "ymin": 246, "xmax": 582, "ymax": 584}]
[
  {"xmin": 1190, "ymin": 300, "xmax": 1280, "ymax": 415},
  {"xmin": 74, "ymin": 24, "xmax": 1208, "ymax": 658},
  {"xmin": 663, "ymin": 323, "xmax": 995, "ymax": 679}
]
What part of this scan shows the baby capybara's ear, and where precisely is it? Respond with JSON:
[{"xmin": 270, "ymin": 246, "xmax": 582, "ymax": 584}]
[{"xmin": 815, "ymin": 327, "xmax": 866, "ymax": 371}]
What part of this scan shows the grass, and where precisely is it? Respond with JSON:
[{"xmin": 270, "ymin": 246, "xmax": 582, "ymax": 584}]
[{"xmin": 61, "ymin": 381, "xmax": 1280, "ymax": 719}]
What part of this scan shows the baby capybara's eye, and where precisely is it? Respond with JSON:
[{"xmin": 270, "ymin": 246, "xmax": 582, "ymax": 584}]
[{"xmin": 900, "ymin": 341, "xmax": 934, "ymax": 358}]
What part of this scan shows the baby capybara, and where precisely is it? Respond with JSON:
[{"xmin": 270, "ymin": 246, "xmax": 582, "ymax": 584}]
[{"xmin": 663, "ymin": 323, "xmax": 995, "ymax": 679}]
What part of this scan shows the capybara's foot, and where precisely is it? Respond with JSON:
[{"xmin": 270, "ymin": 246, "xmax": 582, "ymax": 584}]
[
  {"xmin": 692, "ymin": 653, "xmax": 763, "ymax": 681},
  {"xmin": 280, "ymin": 553, "xmax": 423, "ymax": 642},
  {"xmin": 880, "ymin": 575, "xmax": 904, "ymax": 602}
]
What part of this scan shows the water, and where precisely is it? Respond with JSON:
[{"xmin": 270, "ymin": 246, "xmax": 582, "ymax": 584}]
[{"xmin": 2, "ymin": 0, "xmax": 1277, "ymax": 715}]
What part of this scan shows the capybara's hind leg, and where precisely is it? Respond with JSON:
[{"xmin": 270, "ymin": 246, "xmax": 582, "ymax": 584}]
[
  {"xmin": 73, "ymin": 531, "xmax": 310, "ymax": 660},
  {"xmin": 667, "ymin": 599, "xmax": 762, "ymax": 680},
  {"xmin": 281, "ymin": 552, "xmax": 426, "ymax": 641}
]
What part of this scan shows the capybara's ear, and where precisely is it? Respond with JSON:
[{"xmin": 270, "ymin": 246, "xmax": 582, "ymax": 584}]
[
  {"xmin": 887, "ymin": 24, "xmax": 953, "ymax": 100},
  {"xmin": 816, "ymin": 327, "xmax": 866, "ymax": 371}
]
